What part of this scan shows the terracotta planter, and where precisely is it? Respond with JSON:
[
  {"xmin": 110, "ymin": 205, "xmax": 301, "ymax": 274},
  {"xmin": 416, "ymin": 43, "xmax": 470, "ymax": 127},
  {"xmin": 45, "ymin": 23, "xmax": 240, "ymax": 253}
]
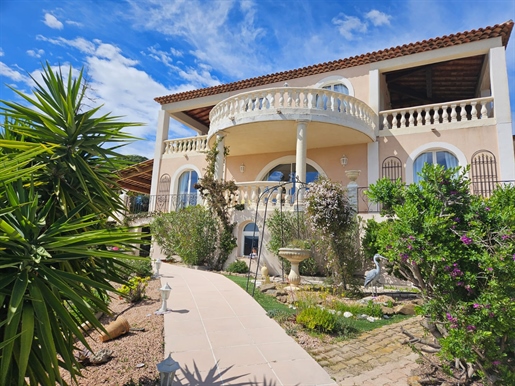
[
  {"xmin": 278, "ymin": 248, "xmax": 311, "ymax": 288},
  {"xmin": 99, "ymin": 316, "xmax": 130, "ymax": 342}
]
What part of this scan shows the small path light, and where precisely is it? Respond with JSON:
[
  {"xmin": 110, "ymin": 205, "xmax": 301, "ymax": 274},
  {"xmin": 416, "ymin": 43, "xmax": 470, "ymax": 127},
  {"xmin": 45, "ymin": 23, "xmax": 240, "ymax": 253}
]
[
  {"xmin": 154, "ymin": 257, "xmax": 162, "ymax": 277},
  {"xmin": 156, "ymin": 282, "xmax": 172, "ymax": 314},
  {"xmin": 156, "ymin": 353, "xmax": 180, "ymax": 386}
]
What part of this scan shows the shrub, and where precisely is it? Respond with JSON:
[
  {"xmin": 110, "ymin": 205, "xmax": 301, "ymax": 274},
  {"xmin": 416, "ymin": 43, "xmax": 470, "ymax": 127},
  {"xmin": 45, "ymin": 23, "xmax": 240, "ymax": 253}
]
[
  {"xmin": 296, "ymin": 306, "xmax": 358, "ymax": 336},
  {"xmin": 365, "ymin": 163, "xmax": 515, "ymax": 383},
  {"xmin": 151, "ymin": 205, "xmax": 217, "ymax": 267},
  {"xmin": 119, "ymin": 257, "xmax": 153, "ymax": 279},
  {"xmin": 305, "ymin": 177, "xmax": 362, "ymax": 289},
  {"xmin": 226, "ymin": 260, "xmax": 249, "ymax": 274},
  {"xmin": 119, "ymin": 277, "xmax": 150, "ymax": 303},
  {"xmin": 266, "ymin": 210, "xmax": 326, "ymax": 276}
]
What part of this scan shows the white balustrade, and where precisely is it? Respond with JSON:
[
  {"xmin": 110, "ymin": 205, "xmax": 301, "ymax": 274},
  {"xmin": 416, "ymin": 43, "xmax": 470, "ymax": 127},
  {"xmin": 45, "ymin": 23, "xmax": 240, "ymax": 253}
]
[
  {"xmin": 209, "ymin": 87, "xmax": 377, "ymax": 131},
  {"xmin": 163, "ymin": 136, "xmax": 208, "ymax": 155},
  {"xmin": 235, "ymin": 181, "xmax": 299, "ymax": 208},
  {"xmin": 380, "ymin": 96, "xmax": 494, "ymax": 130}
]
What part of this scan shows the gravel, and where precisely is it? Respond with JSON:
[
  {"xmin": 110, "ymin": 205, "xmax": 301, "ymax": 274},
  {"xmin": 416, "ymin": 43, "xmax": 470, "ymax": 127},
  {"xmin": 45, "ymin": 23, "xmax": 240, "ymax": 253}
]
[{"xmin": 62, "ymin": 278, "xmax": 164, "ymax": 386}]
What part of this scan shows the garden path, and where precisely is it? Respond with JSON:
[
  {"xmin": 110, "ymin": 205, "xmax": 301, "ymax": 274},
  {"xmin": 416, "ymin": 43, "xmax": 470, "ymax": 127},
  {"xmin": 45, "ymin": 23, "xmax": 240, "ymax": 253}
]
[{"xmin": 160, "ymin": 263, "xmax": 423, "ymax": 385}]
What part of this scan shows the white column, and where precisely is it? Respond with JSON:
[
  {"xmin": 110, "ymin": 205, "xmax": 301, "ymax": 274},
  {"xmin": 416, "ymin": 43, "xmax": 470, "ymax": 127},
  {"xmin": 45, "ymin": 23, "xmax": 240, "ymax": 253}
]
[
  {"xmin": 150, "ymin": 110, "xmax": 170, "ymax": 199},
  {"xmin": 367, "ymin": 142, "xmax": 379, "ymax": 186},
  {"xmin": 295, "ymin": 120, "xmax": 308, "ymax": 183},
  {"xmin": 490, "ymin": 47, "xmax": 515, "ymax": 181},
  {"xmin": 346, "ymin": 170, "xmax": 361, "ymax": 213},
  {"xmin": 214, "ymin": 134, "xmax": 225, "ymax": 181}
]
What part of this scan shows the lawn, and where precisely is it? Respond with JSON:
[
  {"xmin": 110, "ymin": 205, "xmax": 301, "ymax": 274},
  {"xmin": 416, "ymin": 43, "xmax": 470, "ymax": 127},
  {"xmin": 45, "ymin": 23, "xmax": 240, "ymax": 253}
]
[{"xmin": 224, "ymin": 274, "xmax": 413, "ymax": 339}]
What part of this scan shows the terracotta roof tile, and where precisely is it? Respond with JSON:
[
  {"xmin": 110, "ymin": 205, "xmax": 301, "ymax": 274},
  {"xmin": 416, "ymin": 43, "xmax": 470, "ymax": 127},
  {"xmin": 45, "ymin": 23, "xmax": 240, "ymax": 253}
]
[{"xmin": 155, "ymin": 21, "xmax": 513, "ymax": 105}]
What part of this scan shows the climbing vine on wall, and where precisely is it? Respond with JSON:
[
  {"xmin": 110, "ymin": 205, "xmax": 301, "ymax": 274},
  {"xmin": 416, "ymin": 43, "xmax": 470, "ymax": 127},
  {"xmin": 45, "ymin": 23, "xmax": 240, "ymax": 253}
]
[{"xmin": 194, "ymin": 137, "xmax": 242, "ymax": 270}]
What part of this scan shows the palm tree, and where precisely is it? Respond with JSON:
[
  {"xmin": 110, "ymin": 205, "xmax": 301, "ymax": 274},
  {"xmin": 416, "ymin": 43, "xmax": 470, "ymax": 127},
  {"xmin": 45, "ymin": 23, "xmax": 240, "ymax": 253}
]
[{"xmin": 0, "ymin": 63, "xmax": 146, "ymax": 385}]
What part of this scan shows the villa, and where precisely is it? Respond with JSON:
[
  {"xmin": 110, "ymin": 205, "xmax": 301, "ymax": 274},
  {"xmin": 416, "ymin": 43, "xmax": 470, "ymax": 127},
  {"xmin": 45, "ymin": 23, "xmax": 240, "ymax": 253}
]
[{"xmin": 119, "ymin": 21, "xmax": 515, "ymax": 275}]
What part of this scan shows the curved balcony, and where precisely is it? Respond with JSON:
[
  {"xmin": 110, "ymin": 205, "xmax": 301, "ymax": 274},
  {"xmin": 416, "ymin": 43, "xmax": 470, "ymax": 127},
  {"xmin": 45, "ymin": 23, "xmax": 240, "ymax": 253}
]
[{"xmin": 208, "ymin": 87, "xmax": 377, "ymax": 156}]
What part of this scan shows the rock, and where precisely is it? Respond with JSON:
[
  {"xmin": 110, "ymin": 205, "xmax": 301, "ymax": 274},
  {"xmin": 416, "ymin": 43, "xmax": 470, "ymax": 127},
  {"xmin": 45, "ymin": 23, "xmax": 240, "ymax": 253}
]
[
  {"xmin": 259, "ymin": 283, "xmax": 277, "ymax": 293},
  {"xmin": 374, "ymin": 295, "xmax": 396, "ymax": 304},
  {"xmin": 394, "ymin": 302, "xmax": 417, "ymax": 315},
  {"xmin": 343, "ymin": 311, "xmax": 353, "ymax": 318},
  {"xmin": 407, "ymin": 376, "xmax": 422, "ymax": 386},
  {"xmin": 381, "ymin": 306, "xmax": 395, "ymax": 315}
]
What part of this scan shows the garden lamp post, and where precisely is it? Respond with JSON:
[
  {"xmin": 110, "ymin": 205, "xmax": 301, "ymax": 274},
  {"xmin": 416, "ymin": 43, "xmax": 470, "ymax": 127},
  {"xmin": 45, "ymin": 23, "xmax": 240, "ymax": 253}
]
[
  {"xmin": 154, "ymin": 257, "xmax": 162, "ymax": 277},
  {"xmin": 156, "ymin": 353, "xmax": 180, "ymax": 386},
  {"xmin": 157, "ymin": 282, "xmax": 172, "ymax": 313}
]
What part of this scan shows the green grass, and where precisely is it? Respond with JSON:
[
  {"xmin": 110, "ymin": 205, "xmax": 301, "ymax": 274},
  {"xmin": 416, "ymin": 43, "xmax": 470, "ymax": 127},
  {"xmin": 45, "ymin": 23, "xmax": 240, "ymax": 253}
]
[
  {"xmin": 225, "ymin": 275, "xmax": 295, "ymax": 316},
  {"xmin": 225, "ymin": 274, "xmax": 413, "ymax": 337}
]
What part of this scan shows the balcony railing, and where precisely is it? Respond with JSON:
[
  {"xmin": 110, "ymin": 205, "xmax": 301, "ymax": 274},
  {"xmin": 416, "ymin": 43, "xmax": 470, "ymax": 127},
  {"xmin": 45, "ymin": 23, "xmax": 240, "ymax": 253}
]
[
  {"xmin": 124, "ymin": 194, "xmax": 202, "ymax": 214},
  {"xmin": 380, "ymin": 96, "xmax": 494, "ymax": 131},
  {"xmin": 163, "ymin": 136, "xmax": 208, "ymax": 155},
  {"xmin": 235, "ymin": 181, "xmax": 303, "ymax": 208},
  {"xmin": 209, "ymin": 87, "xmax": 377, "ymax": 133}
]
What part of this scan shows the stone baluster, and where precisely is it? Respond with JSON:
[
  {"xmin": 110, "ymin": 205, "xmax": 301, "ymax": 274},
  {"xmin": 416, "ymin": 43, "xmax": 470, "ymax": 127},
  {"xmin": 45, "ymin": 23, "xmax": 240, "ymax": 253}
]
[
  {"xmin": 400, "ymin": 112, "xmax": 406, "ymax": 128},
  {"xmin": 480, "ymin": 101, "xmax": 488, "ymax": 119},
  {"xmin": 408, "ymin": 109, "xmax": 415, "ymax": 127},
  {"xmin": 382, "ymin": 114, "xmax": 390, "ymax": 130},
  {"xmin": 287, "ymin": 90, "xmax": 292, "ymax": 107},
  {"xmin": 302, "ymin": 91, "xmax": 308, "ymax": 108},
  {"xmin": 416, "ymin": 108, "xmax": 423, "ymax": 126},
  {"xmin": 251, "ymin": 186, "xmax": 259, "ymax": 204},
  {"xmin": 308, "ymin": 91, "xmax": 315, "ymax": 109},
  {"xmin": 450, "ymin": 104, "xmax": 457, "ymax": 122},
  {"xmin": 295, "ymin": 91, "xmax": 300, "ymax": 107},
  {"xmin": 470, "ymin": 102, "xmax": 478, "ymax": 120},
  {"xmin": 278, "ymin": 90, "xmax": 284, "ymax": 107},
  {"xmin": 268, "ymin": 92, "xmax": 274, "ymax": 110}
]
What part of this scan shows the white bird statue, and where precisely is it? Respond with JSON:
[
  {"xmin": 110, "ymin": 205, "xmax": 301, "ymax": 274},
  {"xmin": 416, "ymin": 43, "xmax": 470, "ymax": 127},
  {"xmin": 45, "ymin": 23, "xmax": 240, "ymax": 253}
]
[{"xmin": 364, "ymin": 254, "xmax": 387, "ymax": 296}]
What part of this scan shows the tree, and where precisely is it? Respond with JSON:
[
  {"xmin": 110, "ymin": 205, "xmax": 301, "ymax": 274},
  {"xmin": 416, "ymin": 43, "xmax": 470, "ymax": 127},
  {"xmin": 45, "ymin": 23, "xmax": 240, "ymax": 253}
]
[
  {"xmin": 0, "ymin": 63, "xmax": 145, "ymax": 385},
  {"xmin": 365, "ymin": 164, "xmax": 515, "ymax": 384}
]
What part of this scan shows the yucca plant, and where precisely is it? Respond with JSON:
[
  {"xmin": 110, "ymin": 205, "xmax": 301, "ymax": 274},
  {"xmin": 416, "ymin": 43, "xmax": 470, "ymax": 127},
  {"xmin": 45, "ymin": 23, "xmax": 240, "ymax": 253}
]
[{"xmin": 0, "ymin": 63, "xmax": 145, "ymax": 385}]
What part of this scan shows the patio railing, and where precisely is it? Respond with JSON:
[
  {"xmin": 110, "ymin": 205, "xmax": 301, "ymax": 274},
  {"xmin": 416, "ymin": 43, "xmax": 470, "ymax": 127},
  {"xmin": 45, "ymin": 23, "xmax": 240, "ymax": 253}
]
[
  {"xmin": 124, "ymin": 193, "xmax": 201, "ymax": 214},
  {"xmin": 379, "ymin": 96, "xmax": 494, "ymax": 131}
]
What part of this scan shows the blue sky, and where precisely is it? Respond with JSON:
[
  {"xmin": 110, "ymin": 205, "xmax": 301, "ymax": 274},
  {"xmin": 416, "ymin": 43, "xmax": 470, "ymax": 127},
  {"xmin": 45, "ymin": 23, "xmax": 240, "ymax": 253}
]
[{"xmin": 1, "ymin": 0, "xmax": 514, "ymax": 158}]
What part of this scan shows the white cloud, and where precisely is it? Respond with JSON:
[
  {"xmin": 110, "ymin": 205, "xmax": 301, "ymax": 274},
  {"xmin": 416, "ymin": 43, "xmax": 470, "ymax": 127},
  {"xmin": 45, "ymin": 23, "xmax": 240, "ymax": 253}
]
[
  {"xmin": 65, "ymin": 20, "xmax": 83, "ymax": 27},
  {"xmin": 43, "ymin": 13, "xmax": 63, "ymax": 30},
  {"xmin": 0, "ymin": 48, "xmax": 4, "ymax": 57},
  {"xmin": 332, "ymin": 14, "xmax": 368, "ymax": 40},
  {"xmin": 127, "ymin": 0, "xmax": 270, "ymax": 79},
  {"xmin": 365, "ymin": 10, "xmax": 392, "ymax": 27},
  {"xmin": 0, "ymin": 62, "xmax": 27, "ymax": 82},
  {"xmin": 27, "ymin": 49, "xmax": 45, "ymax": 58},
  {"xmin": 36, "ymin": 35, "xmax": 96, "ymax": 54}
]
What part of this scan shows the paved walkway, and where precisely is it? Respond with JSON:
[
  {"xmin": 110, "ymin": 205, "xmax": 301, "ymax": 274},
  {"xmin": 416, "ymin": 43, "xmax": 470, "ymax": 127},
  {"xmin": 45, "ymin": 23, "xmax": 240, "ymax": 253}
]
[
  {"xmin": 310, "ymin": 317, "xmax": 424, "ymax": 386},
  {"xmin": 160, "ymin": 263, "xmax": 423, "ymax": 386},
  {"xmin": 160, "ymin": 263, "xmax": 337, "ymax": 386}
]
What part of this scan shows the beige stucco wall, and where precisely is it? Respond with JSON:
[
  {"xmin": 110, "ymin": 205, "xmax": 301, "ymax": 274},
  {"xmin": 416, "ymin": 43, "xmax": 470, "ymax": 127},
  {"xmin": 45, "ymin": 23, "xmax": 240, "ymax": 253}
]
[{"xmin": 379, "ymin": 124, "xmax": 500, "ymax": 181}]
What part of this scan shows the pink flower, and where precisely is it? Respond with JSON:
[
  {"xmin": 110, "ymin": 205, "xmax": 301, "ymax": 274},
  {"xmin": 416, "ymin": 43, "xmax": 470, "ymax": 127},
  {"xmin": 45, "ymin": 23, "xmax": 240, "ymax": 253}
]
[
  {"xmin": 473, "ymin": 303, "xmax": 480, "ymax": 309},
  {"xmin": 466, "ymin": 325, "xmax": 476, "ymax": 332},
  {"xmin": 460, "ymin": 235, "xmax": 472, "ymax": 245}
]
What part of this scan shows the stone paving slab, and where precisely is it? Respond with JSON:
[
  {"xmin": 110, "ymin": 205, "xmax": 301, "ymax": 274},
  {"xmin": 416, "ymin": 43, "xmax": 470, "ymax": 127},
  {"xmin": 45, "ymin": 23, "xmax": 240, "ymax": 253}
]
[{"xmin": 308, "ymin": 317, "xmax": 425, "ymax": 385}]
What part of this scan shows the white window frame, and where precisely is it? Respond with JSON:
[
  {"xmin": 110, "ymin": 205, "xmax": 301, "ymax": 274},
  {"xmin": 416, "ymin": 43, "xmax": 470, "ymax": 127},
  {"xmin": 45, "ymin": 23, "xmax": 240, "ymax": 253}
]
[{"xmin": 314, "ymin": 75, "xmax": 355, "ymax": 97}]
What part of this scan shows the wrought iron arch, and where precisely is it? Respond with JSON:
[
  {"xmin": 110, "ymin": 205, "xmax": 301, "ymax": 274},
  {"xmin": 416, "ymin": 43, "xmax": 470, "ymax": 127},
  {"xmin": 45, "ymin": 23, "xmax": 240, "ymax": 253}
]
[
  {"xmin": 470, "ymin": 150, "xmax": 497, "ymax": 197},
  {"xmin": 381, "ymin": 156, "xmax": 403, "ymax": 182}
]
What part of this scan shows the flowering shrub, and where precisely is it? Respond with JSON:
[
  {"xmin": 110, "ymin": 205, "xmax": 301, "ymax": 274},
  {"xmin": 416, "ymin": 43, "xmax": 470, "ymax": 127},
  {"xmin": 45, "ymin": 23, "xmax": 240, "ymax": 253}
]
[
  {"xmin": 365, "ymin": 164, "xmax": 515, "ymax": 383},
  {"xmin": 119, "ymin": 277, "xmax": 150, "ymax": 303},
  {"xmin": 305, "ymin": 177, "xmax": 360, "ymax": 290}
]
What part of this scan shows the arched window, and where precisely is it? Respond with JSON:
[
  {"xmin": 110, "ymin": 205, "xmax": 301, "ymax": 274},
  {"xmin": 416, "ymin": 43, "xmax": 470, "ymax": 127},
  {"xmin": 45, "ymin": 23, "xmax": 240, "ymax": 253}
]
[
  {"xmin": 263, "ymin": 163, "xmax": 319, "ymax": 183},
  {"xmin": 470, "ymin": 150, "xmax": 497, "ymax": 197},
  {"xmin": 156, "ymin": 174, "xmax": 171, "ymax": 212},
  {"xmin": 382, "ymin": 156, "xmax": 403, "ymax": 182},
  {"xmin": 413, "ymin": 151, "xmax": 458, "ymax": 183},
  {"xmin": 322, "ymin": 83, "xmax": 349, "ymax": 95},
  {"xmin": 242, "ymin": 223, "xmax": 259, "ymax": 257},
  {"xmin": 177, "ymin": 170, "xmax": 198, "ymax": 209}
]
